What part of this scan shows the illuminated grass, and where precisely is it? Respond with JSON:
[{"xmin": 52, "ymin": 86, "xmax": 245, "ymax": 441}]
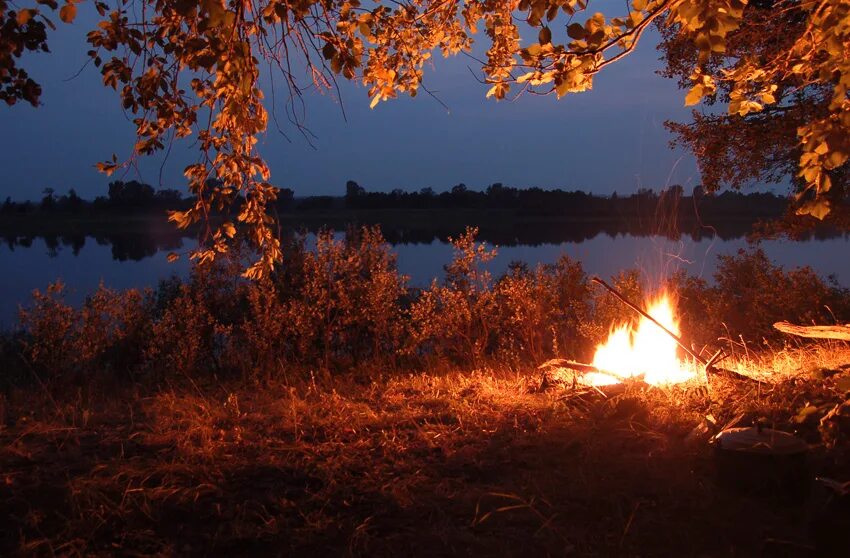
[{"xmin": 2, "ymin": 344, "xmax": 848, "ymax": 555}]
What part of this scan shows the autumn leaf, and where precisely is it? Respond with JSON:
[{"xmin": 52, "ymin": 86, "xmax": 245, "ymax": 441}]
[
  {"xmin": 59, "ymin": 3, "xmax": 76, "ymax": 23},
  {"xmin": 684, "ymin": 85, "xmax": 703, "ymax": 106},
  {"xmin": 16, "ymin": 9, "xmax": 36, "ymax": 25},
  {"xmin": 796, "ymin": 198, "xmax": 831, "ymax": 220},
  {"xmin": 567, "ymin": 23, "xmax": 587, "ymax": 40}
]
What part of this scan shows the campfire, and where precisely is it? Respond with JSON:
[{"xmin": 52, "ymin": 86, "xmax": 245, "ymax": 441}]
[
  {"xmin": 538, "ymin": 277, "xmax": 756, "ymax": 391},
  {"xmin": 587, "ymin": 293, "xmax": 698, "ymax": 387}
]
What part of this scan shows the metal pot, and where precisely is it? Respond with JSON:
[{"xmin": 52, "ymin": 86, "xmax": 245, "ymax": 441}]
[{"xmin": 713, "ymin": 426, "xmax": 809, "ymax": 501}]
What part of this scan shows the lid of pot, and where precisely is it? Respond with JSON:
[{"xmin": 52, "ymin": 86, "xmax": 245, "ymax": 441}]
[{"xmin": 713, "ymin": 426, "xmax": 808, "ymax": 456}]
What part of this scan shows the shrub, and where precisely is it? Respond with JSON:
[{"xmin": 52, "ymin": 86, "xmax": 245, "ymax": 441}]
[
  {"xmin": 144, "ymin": 282, "xmax": 225, "ymax": 379},
  {"xmin": 274, "ymin": 226, "xmax": 409, "ymax": 371},
  {"xmin": 17, "ymin": 282, "xmax": 77, "ymax": 379},
  {"xmin": 8, "ymin": 229, "xmax": 850, "ymax": 387},
  {"xmin": 17, "ymin": 282, "xmax": 151, "ymax": 383},
  {"xmin": 494, "ymin": 255, "xmax": 595, "ymax": 363},
  {"xmin": 670, "ymin": 248, "xmax": 850, "ymax": 348},
  {"xmin": 409, "ymin": 227, "xmax": 498, "ymax": 364}
]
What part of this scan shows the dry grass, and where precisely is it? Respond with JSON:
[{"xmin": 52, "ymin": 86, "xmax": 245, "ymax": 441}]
[{"xmin": 2, "ymin": 345, "xmax": 850, "ymax": 557}]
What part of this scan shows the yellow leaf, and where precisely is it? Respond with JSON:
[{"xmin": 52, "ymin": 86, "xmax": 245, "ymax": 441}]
[
  {"xmin": 516, "ymin": 72, "xmax": 535, "ymax": 84},
  {"xmin": 796, "ymin": 198, "xmax": 831, "ymax": 220},
  {"xmin": 632, "ymin": 0, "xmax": 647, "ymax": 10},
  {"xmin": 369, "ymin": 93, "xmax": 381, "ymax": 109},
  {"xmin": 684, "ymin": 85, "xmax": 703, "ymax": 106},
  {"xmin": 826, "ymin": 150, "xmax": 848, "ymax": 169},
  {"xmin": 759, "ymin": 92, "xmax": 776, "ymax": 105}
]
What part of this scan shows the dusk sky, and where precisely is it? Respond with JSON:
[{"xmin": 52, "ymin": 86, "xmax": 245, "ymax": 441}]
[{"xmin": 0, "ymin": 6, "xmax": 701, "ymax": 201}]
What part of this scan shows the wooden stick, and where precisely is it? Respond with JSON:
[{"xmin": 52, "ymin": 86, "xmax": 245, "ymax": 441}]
[
  {"xmin": 773, "ymin": 321, "xmax": 850, "ymax": 341},
  {"xmin": 591, "ymin": 276, "xmax": 708, "ymax": 366},
  {"xmin": 538, "ymin": 359, "xmax": 639, "ymax": 393},
  {"xmin": 705, "ymin": 348, "xmax": 725, "ymax": 370}
]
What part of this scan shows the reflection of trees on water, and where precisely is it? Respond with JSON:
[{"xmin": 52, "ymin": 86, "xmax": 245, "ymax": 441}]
[
  {"xmin": 1, "ymin": 229, "xmax": 188, "ymax": 261},
  {"xmin": 1, "ymin": 218, "xmax": 847, "ymax": 261},
  {"xmin": 342, "ymin": 218, "xmax": 815, "ymax": 247}
]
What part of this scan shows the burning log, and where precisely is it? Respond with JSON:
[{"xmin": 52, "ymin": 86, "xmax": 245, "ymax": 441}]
[
  {"xmin": 537, "ymin": 359, "xmax": 631, "ymax": 392},
  {"xmin": 773, "ymin": 321, "xmax": 850, "ymax": 341}
]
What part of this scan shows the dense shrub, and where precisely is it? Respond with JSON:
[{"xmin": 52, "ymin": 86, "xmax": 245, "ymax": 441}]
[
  {"xmin": 277, "ymin": 227, "xmax": 409, "ymax": 370},
  {"xmin": 494, "ymin": 256, "xmax": 596, "ymax": 363},
  {"xmin": 409, "ymin": 227, "xmax": 498, "ymax": 364},
  {"xmin": 144, "ymin": 282, "xmax": 225, "ymax": 379},
  {"xmin": 5, "ymin": 228, "xmax": 850, "ymax": 389},
  {"xmin": 673, "ymin": 248, "xmax": 850, "ymax": 348},
  {"xmin": 18, "ymin": 282, "xmax": 151, "ymax": 382}
]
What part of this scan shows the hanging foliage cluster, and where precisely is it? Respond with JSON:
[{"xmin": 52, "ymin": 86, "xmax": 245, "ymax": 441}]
[{"xmin": 1, "ymin": 0, "xmax": 848, "ymax": 274}]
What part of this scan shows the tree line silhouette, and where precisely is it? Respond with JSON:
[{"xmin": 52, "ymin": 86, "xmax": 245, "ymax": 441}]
[
  {"xmin": 341, "ymin": 181, "xmax": 789, "ymax": 220},
  {"xmin": 1, "ymin": 179, "xmax": 790, "ymax": 219},
  {"xmin": 2, "ymin": 179, "xmax": 829, "ymax": 262}
]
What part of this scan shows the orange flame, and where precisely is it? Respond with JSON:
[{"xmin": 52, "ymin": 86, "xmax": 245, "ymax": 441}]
[{"xmin": 588, "ymin": 293, "xmax": 696, "ymax": 386}]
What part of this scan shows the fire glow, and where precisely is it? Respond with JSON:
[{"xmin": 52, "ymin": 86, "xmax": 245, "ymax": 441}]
[{"xmin": 586, "ymin": 293, "xmax": 697, "ymax": 387}]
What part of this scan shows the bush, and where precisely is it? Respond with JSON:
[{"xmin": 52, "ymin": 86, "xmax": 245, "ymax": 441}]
[
  {"xmin": 672, "ymin": 248, "xmax": 850, "ymax": 347},
  {"xmin": 494, "ymin": 256, "xmax": 595, "ymax": 363},
  {"xmin": 274, "ymin": 226, "xmax": 408, "ymax": 371},
  {"xmin": 6, "ymin": 230, "xmax": 850, "ymax": 388},
  {"xmin": 18, "ymin": 282, "xmax": 151, "ymax": 383},
  {"xmin": 144, "ymin": 282, "xmax": 225, "ymax": 379},
  {"xmin": 409, "ymin": 227, "xmax": 498, "ymax": 364}
]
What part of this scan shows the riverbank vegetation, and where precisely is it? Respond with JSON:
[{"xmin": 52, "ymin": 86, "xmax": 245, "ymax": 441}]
[{"xmin": 2, "ymin": 226, "xmax": 850, "ymax": 554}]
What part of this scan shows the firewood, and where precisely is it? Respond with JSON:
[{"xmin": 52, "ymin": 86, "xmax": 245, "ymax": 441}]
[
  {"xmin": 773, "ymin": 321, "xmax": 850, "ymax": 341},
  {"xmin": 537, "ymin": 359, "xmax": 626, "ymax": 391}
]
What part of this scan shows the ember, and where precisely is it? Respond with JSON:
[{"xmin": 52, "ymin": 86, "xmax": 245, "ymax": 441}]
[{"xmin": 589, "ymin": 293, "xmax": 697, "ymax": 387}]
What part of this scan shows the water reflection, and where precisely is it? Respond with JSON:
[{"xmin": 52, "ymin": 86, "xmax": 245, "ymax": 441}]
[
  {"xmin": 1, "ymin": 221, "xmax": 849, "ymax": 327},
  {"xmin": 3, "ymin": 217, "xmax": 846, "ymax": 261},
  {"xmin": 2, "ymin": 229, "xmax": 187, "ymax": 262}
]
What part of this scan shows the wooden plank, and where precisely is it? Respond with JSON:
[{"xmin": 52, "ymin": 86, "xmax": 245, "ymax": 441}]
[{"xmin": 773, "ymin": 321, "xmax": 850, "ymax": 341}]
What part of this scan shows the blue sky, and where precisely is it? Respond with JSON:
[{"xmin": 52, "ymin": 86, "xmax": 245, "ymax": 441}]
[{"xmin": 0, "ymin": 5, "xmax": 700, "ymax": 201}]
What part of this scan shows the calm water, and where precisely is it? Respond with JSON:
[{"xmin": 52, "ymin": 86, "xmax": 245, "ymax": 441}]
[{"xmin": 2, "ymin": 231, "xmax": 849, "ymax": 327}]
